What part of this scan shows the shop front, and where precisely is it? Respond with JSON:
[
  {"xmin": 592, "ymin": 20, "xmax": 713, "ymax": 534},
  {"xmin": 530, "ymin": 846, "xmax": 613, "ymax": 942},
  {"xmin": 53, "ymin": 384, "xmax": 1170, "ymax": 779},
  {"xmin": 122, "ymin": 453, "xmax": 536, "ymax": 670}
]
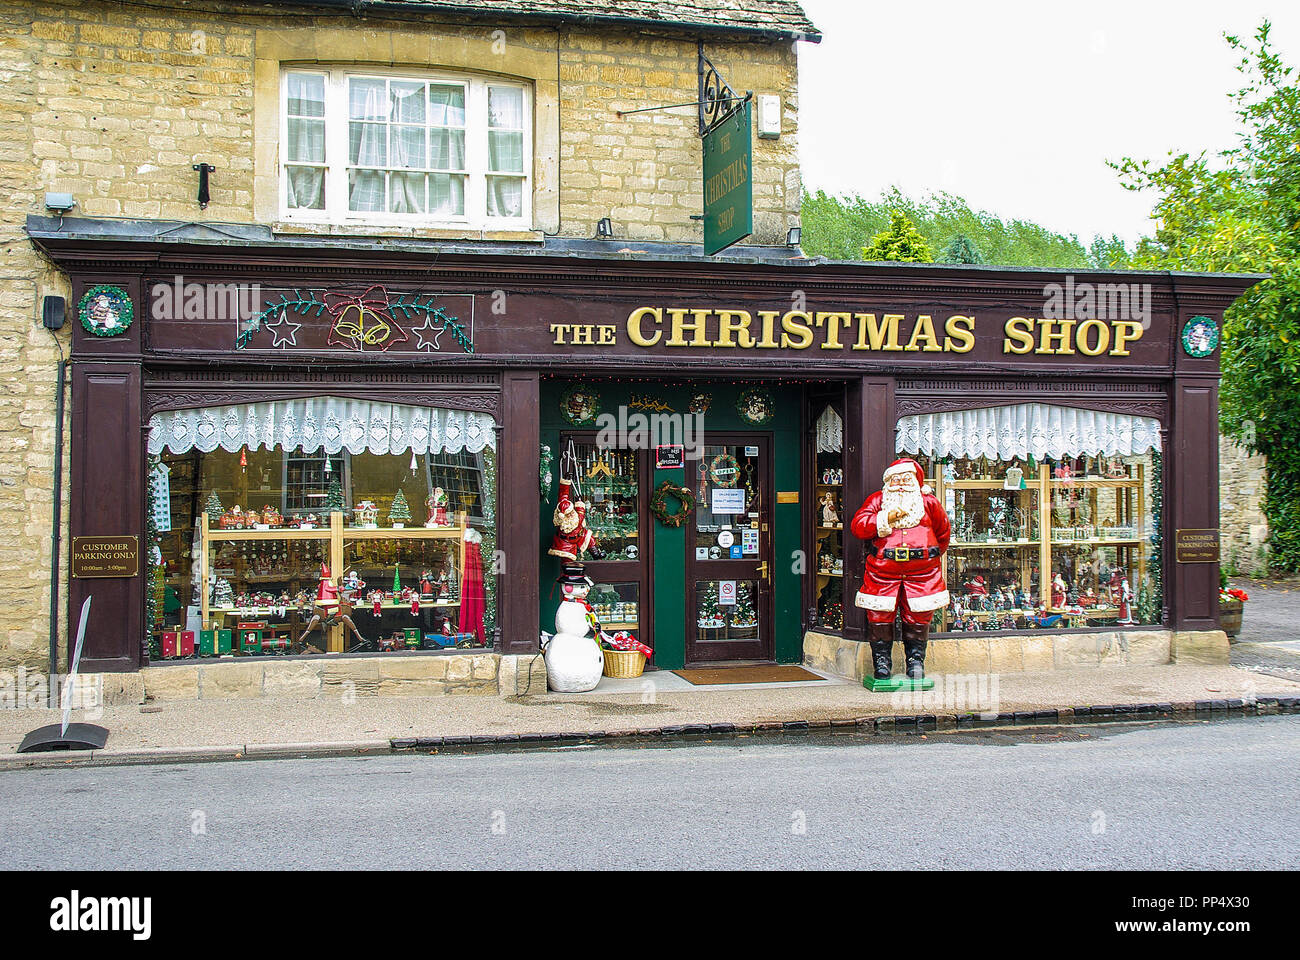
[{"xmin": 31, "ymin": 218, "xmax": 1257, "ymax": 683}]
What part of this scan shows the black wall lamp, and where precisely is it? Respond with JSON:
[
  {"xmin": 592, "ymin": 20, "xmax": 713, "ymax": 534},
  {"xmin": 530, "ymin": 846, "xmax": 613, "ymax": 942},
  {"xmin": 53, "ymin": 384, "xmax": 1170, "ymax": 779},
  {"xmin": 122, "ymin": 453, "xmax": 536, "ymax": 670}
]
[
  {"xmin": 595, "ymin": 217, "xmax": 614, "ymax": 239},
  {"xmin": 192, "ymin": 162, "xmax": 216, "ymax": 209},
  {"xmin": 786, "ymin": 226, "xmax": 802, "ymax": 247}
]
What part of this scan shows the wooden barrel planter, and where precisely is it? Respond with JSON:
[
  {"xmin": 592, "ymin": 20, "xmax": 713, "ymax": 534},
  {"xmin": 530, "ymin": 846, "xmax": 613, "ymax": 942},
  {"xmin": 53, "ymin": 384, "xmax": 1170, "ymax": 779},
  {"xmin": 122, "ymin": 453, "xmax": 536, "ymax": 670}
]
[{"xmin": 1220, "ymin": 599, "xmax": 1244, "ymax": 638}]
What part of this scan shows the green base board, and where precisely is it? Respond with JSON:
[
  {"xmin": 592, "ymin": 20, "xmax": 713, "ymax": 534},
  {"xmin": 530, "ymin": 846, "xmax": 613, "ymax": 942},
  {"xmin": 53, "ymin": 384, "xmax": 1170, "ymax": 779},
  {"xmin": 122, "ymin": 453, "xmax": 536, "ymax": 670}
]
[{"xmin": 865, "ymin": 676, "xmax": 936, "ymax": 692}]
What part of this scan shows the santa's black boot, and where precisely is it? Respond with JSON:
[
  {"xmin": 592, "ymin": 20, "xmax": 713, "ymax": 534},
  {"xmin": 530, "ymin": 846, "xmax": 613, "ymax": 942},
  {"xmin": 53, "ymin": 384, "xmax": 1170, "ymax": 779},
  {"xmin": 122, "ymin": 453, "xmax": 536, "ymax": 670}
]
[
  {"xmin": 902, "ymin": 622, "xmax": 929, "ymax": 680},
  {"xmin": 868, "ymin": 621, "xmax": 894, "ymax": 680}
]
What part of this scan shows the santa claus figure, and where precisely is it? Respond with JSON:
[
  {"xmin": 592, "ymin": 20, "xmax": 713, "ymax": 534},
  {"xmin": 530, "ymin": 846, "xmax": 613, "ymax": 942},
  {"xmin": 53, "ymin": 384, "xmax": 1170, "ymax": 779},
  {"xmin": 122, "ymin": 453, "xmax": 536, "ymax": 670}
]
[
  {"xmin": 851, "ymin": 458, "xmax": 951, "ymax": 682},
  {"xmin": 547, "ymin": 478, "xmax": 603, "ymax": 561}
]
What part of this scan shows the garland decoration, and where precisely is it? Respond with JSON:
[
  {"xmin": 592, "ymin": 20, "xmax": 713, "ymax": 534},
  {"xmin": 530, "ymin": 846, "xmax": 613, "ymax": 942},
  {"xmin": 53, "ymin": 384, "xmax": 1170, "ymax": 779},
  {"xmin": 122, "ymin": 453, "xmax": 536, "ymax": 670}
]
[
  {"xmin": 79, "ymin": 284, "xmax": 134, "ymax": 337},
  {"xmin": 708, "ymin": 452, "xmax": 741, "ymax": 487},
  {"xmin": 650, "ymin": 480, "xmax": 695, "ymax": 528}
]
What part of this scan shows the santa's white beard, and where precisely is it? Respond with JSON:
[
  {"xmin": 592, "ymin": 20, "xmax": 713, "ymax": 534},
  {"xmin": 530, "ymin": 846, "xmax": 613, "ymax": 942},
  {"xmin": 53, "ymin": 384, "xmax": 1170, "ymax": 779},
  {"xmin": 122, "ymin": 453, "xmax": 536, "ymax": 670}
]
[{"xmin": 882, "ymin": 484, "xmax": 923, "ymax": 528}]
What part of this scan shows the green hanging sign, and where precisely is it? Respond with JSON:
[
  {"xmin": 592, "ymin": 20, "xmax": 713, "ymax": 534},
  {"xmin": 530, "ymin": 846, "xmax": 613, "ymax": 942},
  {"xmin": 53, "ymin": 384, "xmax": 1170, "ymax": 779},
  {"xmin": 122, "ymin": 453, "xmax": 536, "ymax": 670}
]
[{"xmin": 702, "ymin": 100, "xmax": 753, "ymax": 256}]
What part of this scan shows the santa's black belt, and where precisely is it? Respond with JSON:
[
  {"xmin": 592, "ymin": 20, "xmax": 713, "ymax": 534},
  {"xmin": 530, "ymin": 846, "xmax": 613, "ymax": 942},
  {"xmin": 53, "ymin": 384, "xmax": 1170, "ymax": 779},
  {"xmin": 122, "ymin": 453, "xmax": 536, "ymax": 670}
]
[{"xmin": 876, "ymin": 546, "xmax": 941, "ymax": 560}]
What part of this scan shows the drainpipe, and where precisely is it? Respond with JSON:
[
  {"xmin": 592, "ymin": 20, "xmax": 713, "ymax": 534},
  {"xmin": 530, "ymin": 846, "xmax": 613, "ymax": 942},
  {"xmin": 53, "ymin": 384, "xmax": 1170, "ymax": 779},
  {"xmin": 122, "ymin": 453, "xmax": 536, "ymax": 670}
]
[{"xmin": 49, "ymin": 354, "xmax": 66, "ymax": 699}]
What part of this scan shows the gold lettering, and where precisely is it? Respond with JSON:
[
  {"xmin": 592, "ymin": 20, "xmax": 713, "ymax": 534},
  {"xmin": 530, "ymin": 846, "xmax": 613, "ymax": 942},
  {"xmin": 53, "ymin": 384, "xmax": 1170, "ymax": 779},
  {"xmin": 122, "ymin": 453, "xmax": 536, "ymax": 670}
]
[
  {"xmin": 905, "ymin": 314, "xmax": 943, "ymax": 352},
  {"xmin": 597, "ymin": 324, "xmax": 617, "ymax": 345},
  {"xmin": 1076, "ymin": 318, "xmax": 1110, "ymax": 356},
  {"xmin": 1036, "ymin": 319, "xmax": 1075, "ymax": 355},
  {"xmin": 1003, "ymin": 317, "xmax": 1035, "ymax": 354},
  {"xmin": 815, "ymin": 312, "xmax": 851, "ymax": 350},
  {"xmin": 851, "ymin": 313, "xmax": 903, "ymax": 351},
  {"xmin": 571, "ymin": 325, "xmax": 594, "ymax": 345},
  {"xmin": 780, "ymin": 311, "xmax": 814, "ymax": 350},
  {"xmin": 755, "ymin": 311, "xmax": 780, "ymax": 348},
  {"xmin": 944, "ymin": 314, "xmax": 975, "ymax": 353},
  {"xmin": 550, "ymin": 323, "xmax": 570, "ymax": 345},
  {"xmin": 666, "ymin": 308, "xmax": 712, "ymax": 347},
  {"xmin": 626, "ymin": 308, "xmax": 662, "ymax": 347},
  {"xmin": 715, "ymin": 309, "xmax": 755, "ymax": 348},
  {"xmin": 1112, "ymin": 320, "xmax": 1143, "ymax": 357}
]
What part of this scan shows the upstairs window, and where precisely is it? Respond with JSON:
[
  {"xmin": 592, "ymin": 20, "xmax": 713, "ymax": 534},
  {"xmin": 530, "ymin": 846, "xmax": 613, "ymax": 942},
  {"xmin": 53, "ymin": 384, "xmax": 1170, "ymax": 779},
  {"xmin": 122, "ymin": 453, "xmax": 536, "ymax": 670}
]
[{"xmin": 281, "ymin": 68, "xmax": 531, "ymax": 228}]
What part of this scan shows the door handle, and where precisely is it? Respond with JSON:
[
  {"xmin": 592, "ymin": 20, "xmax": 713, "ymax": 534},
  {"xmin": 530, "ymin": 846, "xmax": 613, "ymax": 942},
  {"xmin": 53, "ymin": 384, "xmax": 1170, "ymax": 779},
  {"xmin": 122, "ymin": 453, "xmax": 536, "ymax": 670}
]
[{"xmin": 757, "ymin": 560, "xmax": 770, "ymax": 583}]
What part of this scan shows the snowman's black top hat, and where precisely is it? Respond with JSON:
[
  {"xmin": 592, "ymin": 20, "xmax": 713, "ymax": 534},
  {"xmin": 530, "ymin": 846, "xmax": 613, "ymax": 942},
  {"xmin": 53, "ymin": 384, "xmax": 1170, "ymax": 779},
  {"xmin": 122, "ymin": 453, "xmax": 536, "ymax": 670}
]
[{"xmin": 557, "ymin": 562, "xmax": 590, "ymax": 586}]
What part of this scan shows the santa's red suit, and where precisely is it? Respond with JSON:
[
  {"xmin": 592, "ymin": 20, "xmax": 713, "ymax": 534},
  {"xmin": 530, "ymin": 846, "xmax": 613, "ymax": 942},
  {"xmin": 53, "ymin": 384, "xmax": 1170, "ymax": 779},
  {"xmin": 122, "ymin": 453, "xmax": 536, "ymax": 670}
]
[
  {"xmin": 547, "ymin": 479, "xmax": 600, "ymax": 561},
  {"xmin": 850, "ymin": 461, "xmax": 951, "ymax": 626}
]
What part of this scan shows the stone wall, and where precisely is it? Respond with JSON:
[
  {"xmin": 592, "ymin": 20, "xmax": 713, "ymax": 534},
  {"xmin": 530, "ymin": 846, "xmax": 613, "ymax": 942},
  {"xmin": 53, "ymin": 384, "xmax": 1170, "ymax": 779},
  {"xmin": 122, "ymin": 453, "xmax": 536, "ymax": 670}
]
[
  {"xmin": 1219, "ymin": 433, "xmax": 1269, "ymax": 575},
  {"xmin": 0, "ymin": 0, "xmax": 802, "ymax": 671}
]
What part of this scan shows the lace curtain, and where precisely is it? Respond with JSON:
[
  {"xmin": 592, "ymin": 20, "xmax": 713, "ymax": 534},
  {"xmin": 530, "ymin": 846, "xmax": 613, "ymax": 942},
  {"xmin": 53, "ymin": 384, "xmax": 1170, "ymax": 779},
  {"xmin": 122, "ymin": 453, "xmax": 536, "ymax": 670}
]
[
  {"xmin": 147, "ymin": 397, "xmax": 496, "ymax": 457},
  {"xmin": 896, "ymin": 403, "xmax": 1160, "ymax": 461},
  {"xmin": 815, "ymin": 404, "xmax": 843, "ymax": 453},
  {"xmin": 285, "ymin": 74, "xmax": 326, "ymax": 210}
]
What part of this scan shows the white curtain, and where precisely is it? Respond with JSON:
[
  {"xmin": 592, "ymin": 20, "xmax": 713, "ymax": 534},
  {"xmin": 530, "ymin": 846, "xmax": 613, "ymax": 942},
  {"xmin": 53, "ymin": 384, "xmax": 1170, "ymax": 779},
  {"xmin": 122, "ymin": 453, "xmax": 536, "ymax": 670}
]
[
  {"xmin": 285, "ymin": 74, "xmax": 325, "ymax": 210},
  {"xmin": 147, "ymin": 397, "xmax": 496, "ymax": 457},
  {"xmin": 815, "ymin": 404, "xmax": 843, "ymax": 453},
  {"xmin": 348, "ymin": 78, "xmax": 388, "ymax": 212},
  {"xmin": 487, "ymin": 86, "xmax": 523, "ymax": 217},
  {"xmin": 896, "ymin": 403, "xmax": 1160, "ymax": 461}
]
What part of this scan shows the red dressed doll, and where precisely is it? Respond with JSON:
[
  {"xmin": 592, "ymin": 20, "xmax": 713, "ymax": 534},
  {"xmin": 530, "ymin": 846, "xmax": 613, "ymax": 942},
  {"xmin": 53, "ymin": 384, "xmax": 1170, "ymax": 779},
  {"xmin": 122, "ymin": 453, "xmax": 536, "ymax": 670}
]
[{"xmin": 850, "ymin": 458, "xmax": 951, "ymax": 682}]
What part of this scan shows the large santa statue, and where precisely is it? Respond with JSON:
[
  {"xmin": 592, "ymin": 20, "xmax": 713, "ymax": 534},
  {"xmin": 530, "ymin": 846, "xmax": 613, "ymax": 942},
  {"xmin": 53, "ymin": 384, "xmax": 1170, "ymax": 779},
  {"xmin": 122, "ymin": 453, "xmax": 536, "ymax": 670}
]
[
  {"xmin": 547, "ymin": 477, "xmax": 603, "ymax": 561},
  {"xmin": 850, "ymin": 458, "xmax": 951, "ymax": 682}
]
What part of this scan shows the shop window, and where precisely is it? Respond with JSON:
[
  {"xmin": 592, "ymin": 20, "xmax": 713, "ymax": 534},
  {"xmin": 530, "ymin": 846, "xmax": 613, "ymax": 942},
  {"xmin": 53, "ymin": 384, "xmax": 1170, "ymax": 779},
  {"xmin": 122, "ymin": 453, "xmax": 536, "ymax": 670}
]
[
  {"xmin": 281, "ymin": 68, "xmax": 531, "ymax": 228},
  {"xmin": 899, "ymin": 403, "xmax": 1163, "ymax": 634},
  {"xmin": 812, "ymin": 404, "xmax": 845, "ymax": 631},
  {"xmin": 145, "ymin": 398, "xmax": 497, "ymax": 661}
]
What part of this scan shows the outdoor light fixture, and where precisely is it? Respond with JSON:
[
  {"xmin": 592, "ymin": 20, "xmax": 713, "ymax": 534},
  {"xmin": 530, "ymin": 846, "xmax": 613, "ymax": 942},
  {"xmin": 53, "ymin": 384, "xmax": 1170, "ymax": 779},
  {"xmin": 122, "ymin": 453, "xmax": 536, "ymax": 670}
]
[
  {"xmin": 42, "ymin": 296, "xmax": 66, "ymax": 331},
  {"xmin": 596, "ymin": 217, "xmax": 614, "ymax": 239},
  {"xmin": 193, "ymin": 162, "xmax": 215, "ymax": 209},
  {"xmin": 44, "ymin": 192, "xmax": 76, "ymax": 213},
  {"xmin": 786, "ymin": 226, "xmax": 802, "ymax": 247}
]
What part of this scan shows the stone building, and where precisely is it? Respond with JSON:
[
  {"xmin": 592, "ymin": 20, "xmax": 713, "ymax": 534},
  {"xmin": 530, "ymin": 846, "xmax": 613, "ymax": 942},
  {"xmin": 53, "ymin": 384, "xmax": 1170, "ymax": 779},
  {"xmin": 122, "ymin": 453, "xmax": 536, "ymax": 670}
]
[{"xmin": 3, "ymin": 0, "xmax": 1250, "ymax": 702}]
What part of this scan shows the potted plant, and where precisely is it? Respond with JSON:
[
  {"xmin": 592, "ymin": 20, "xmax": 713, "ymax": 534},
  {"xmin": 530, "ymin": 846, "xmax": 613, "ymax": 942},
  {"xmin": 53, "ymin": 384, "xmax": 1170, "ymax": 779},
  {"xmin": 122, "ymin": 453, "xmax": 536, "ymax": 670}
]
[{"xmin": 1219, "ymin": 573, "xmax": 1248, "ymax": 639}]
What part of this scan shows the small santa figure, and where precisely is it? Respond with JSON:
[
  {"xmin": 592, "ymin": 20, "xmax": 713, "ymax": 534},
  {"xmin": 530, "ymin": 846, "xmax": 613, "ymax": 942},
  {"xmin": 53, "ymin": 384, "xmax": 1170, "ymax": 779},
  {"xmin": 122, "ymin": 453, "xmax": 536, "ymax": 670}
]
[
  {"xmin": 425, "ymin": 486, "xmax": 450, "ymax": 528},
  {"xmin": 850, "ymin": 458, "xmax": 951, "ymax": 682},
  {"xmin": 547, "ymin": 477, "xmax": 602, "ymax": 561},
  {"xmin": 1051, "ymin": 573, "xmax": 1068, "ymax": 610},
  {"xmin": 315, "ymin": 563, "xmax": 340, "ymax": 602}
]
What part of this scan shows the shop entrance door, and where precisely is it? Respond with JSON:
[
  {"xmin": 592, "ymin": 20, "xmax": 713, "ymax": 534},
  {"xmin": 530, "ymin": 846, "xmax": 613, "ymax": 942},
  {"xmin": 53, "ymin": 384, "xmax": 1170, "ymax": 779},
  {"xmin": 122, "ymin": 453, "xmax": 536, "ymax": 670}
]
[{"xmin": 685, "ymin": 435, "xmax": 774, "ymax": 664}]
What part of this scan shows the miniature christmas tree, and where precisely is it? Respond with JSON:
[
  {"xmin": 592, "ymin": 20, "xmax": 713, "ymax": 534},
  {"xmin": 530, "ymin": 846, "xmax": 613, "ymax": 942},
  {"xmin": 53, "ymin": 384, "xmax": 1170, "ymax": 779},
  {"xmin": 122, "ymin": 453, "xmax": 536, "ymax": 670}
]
[
  {"xmin": 389, "ymin": 488, "xmax": 411, "ymax": 526},
  {"xmin": 393, "ymin": 563, "xmax": 401, "ymax": 594},
  {"xmin": 212, "ymin": 578, "xmax": 233, "ymax": 606},
  {"xmin": 205, "ymin": 490, "xmax": 224, "ymax": 524},
  {"xmin": 325, "ymin": 477, "xmax": 344, "ymax": 514}
]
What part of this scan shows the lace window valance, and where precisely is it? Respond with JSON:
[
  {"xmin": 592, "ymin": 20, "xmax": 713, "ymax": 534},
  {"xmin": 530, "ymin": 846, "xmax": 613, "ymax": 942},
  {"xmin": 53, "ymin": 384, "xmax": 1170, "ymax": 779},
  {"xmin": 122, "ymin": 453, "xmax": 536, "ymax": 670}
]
[
  {"xmin": 146, "ymin": 397, "xmax": 496, "ymax": 457},
  {"xmin": 896, "ymin": 403, "xmax": 1160, "ymax": 461},
  {"xmin": 815, "ymin": 405, "xmax": 843, "ymax": 454}
]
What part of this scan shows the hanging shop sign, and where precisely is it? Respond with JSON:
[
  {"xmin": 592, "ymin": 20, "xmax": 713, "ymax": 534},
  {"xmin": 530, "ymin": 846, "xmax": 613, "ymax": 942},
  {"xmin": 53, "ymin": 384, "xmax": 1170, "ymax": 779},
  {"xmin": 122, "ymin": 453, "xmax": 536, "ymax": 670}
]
[
  {"xmin": 1174, "ymin": 528, "xmax": 1220, "ymax": 563},
  {"xmin": 71, "ymin": 536, "xmax": 140, "ymax": 579},
  {"xmin": 78, "ymin": 285, "xmax": 134, "ymax": 337},
  {"xmin": 702, "ymin": 100, "xmax": 753, "ymax": 256}
]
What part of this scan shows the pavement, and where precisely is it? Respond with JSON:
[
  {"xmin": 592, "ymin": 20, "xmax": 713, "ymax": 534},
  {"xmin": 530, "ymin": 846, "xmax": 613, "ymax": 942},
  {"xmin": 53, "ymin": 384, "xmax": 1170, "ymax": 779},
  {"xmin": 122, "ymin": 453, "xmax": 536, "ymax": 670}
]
[
  {"xmin": 1228, "ymin": 576, "xmax": 1300, "ymax": 681},
  {"xmin": 3, "ymin": 717, "xmax": 1297, "ymax": 869},
  {"xmin": 2, "ymin": 661, "xmax": 1298, "ymax": 770}
]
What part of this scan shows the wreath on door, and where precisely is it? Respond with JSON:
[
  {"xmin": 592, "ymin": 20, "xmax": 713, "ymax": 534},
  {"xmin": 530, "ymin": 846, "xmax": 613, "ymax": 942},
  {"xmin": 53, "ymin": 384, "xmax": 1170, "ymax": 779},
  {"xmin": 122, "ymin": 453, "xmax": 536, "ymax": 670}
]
[{"xmin": 650, "ymin": 480, "xmax": 695, "ymax": 528}]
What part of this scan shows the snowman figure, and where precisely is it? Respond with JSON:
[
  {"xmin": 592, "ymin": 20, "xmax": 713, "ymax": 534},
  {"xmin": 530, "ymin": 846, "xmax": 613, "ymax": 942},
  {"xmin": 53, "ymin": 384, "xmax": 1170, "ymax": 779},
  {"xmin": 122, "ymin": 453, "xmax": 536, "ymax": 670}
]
[{"xmin": 542, "ymin": 563, "xmax": 604, "ymax": 692}]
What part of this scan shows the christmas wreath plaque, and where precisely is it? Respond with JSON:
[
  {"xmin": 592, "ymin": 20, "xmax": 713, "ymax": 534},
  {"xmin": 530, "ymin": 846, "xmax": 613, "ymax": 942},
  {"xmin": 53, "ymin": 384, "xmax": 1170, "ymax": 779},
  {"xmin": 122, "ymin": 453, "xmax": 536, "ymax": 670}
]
[
  {"xmin": 1181, "ymin": 316, "xmax": 1219, "ymax": 358},
  {"xmin": 560, "ymin": 383, "xmax": 601, "ymax": 425},
  {"xmin": 650, "ymin": 480, "xmax": 695, "ymax": 528},
  {"xmin": 78, "ymin": 284, "xmax": 134, "ymax": 337},
  {"xmin": 737, "ymin": 387, "xmax": 774, "ymax": 425}
]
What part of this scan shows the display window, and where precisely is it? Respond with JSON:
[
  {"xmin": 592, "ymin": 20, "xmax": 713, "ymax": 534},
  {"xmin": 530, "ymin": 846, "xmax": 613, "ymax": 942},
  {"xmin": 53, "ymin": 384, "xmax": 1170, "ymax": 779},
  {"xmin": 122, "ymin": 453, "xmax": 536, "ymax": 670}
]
[
  {"xmin": 145, "ymin": 397, "xmax": 496, "ymax": 660},
  {"xmin": 812, "ymin": 403, "xmax": 845, "ymax": 631},
  {"xmin": 899, "ymin": 403, "xmax": 1163, "ymax": 634}
]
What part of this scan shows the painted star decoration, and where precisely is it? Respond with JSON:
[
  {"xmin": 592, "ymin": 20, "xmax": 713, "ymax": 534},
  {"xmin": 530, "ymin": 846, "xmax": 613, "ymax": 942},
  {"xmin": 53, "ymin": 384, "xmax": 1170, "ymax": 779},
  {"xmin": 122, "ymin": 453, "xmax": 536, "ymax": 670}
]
[{"xmin": 263, "ymin": 311, "xmax": 302, "ymax": 348}]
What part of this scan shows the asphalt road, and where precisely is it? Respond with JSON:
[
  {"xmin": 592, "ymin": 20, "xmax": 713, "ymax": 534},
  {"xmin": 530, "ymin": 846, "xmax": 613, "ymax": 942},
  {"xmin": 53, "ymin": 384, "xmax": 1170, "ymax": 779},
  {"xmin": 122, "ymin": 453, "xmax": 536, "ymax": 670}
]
[{"xmin": 2, "ymin": 717, "xmax": 1297, "ymax": 870}]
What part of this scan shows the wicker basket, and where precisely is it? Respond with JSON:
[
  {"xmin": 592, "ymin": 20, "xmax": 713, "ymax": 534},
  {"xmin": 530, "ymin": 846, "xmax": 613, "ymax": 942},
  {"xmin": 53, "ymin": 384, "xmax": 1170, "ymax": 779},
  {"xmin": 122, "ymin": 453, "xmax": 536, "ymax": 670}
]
[{"xmin": 602, "ymin": 649, "xmax": 647, "ymax": 678}]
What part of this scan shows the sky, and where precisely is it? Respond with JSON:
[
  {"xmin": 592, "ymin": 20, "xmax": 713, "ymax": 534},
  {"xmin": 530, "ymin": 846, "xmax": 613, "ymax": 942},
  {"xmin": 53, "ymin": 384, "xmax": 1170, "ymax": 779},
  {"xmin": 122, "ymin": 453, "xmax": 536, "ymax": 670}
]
[{"xmin": 796, "ymin": 0, "xmax": 1300, "ymax": 245}]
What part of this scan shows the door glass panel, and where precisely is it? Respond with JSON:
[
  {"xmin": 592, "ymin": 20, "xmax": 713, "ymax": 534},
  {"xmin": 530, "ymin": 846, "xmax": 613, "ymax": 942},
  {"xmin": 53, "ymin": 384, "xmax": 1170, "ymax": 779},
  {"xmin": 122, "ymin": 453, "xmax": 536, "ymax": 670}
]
[
  {"xmin": 693, "ymin": 444, "xmax": 760, "ymax": 560},
  {"xmin": 569, "ymin": 441, "xmax": 640, "ymax": 561},
  {"xmin": 695, "ymin": 579, "xmax": 760, "ymax": 643}
]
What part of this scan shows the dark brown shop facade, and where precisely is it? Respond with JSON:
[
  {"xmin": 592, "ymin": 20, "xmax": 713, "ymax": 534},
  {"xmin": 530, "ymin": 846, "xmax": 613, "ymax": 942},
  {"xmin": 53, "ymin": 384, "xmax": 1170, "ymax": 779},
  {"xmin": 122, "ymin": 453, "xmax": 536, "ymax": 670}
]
[{"xmin": 29, "ymin": 216, "xmax": 1258, "ymax": 675}]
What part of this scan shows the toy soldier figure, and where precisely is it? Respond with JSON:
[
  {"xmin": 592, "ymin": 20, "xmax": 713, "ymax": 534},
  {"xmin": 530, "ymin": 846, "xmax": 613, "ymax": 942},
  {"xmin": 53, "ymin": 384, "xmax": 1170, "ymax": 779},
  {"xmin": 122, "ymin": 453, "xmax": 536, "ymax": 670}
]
[{"xmin": 851, "ymin": 458, "xmax": 951, "ymax": 683}]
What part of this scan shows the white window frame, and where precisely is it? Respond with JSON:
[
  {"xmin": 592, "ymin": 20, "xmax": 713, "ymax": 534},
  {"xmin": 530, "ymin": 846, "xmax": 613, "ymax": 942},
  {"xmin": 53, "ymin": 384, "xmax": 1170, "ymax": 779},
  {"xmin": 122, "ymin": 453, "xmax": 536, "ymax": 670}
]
[{"xmin": 279, "ymin": 66, "xmax": 533, "ymax": 230}]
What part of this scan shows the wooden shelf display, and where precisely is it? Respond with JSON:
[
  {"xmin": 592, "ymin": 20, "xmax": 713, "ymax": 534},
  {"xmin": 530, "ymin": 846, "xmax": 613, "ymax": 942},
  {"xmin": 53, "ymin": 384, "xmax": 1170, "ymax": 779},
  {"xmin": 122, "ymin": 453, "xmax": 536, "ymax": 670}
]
[
  {"xmin": 931, "ymin": 461, "xmax": 1149, "ymax": 633},
  {"xmin": 200, "ymin": 510, "xmax": 468, "ymax": 654}
]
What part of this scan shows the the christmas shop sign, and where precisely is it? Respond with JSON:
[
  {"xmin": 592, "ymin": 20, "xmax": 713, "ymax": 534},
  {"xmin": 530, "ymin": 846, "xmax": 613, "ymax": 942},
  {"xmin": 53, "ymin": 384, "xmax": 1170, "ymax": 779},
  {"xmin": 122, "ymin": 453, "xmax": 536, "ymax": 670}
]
[{"xmin": 548, "ymin": 306, "xmax": 1148, "ymax": 357}]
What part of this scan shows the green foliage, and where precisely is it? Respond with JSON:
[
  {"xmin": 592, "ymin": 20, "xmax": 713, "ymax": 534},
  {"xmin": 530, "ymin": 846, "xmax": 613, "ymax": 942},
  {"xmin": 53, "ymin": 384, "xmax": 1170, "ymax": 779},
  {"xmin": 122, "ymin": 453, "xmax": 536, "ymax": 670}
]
[
  {"xmin": 804, "ymin": 186, "xmax": 1130, "ymax": 268},
  {"xmin": 939, "ymin": 233, "xmax": 985, "ymax": 264},
  {"xmin": 862, "ymin": 210, "xmax": 933, "ymax": 262},
  {"xmin": 1112, "ymin": 21, "xmax": 1300, "ymax": 572}
]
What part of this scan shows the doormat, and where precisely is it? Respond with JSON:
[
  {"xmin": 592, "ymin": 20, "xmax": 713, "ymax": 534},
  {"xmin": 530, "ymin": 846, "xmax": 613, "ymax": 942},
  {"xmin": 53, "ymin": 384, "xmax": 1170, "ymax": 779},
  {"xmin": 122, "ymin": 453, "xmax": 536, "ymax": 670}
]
[{"xmin": 672, "ymin": 665, "xmax": 826, "ymax": 685}]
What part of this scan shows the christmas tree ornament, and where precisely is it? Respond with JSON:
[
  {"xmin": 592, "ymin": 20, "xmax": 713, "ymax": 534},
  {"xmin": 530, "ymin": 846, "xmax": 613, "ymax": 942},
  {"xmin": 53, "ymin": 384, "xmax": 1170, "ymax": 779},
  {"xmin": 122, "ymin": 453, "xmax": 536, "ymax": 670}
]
[
  {"xmin": 388, "ymin": 488, "xmax": 411, "ymax": 528},
  {"xmin": 240, "ymin": 448, "xmax": 247, "ymax": 473}
]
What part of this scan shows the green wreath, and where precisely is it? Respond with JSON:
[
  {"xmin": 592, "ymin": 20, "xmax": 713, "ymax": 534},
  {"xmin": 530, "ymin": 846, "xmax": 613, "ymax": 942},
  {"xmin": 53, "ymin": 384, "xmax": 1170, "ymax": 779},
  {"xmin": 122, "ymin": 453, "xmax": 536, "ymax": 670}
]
[
  {"xmin": 650, "ymin": 480, "xmax": 695, "ymax": 528},
  {"xmin": 708, "ymin": 452, "xmax": 741, "ymax": 487},
  {"xmin": 560, "ymin": 383, "xmax": 601, "ymax": 425},
  {"xmin": 736, "ymin": 387, "xmax": 774, "ymax": 425},
  {"xmin": 78, "ymin": 284, "xmax": 134, "ymax": 337},
  {"xmin": 1181, "ymin": 316, "xmax": 1219, "ymax": 358}
]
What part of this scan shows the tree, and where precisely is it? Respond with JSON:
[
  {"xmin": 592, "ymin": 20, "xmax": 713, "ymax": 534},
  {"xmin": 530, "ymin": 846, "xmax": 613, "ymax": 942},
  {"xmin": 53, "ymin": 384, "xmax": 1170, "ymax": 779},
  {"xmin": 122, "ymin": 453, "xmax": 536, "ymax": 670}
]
[
  {"xmin": 939, "ymin": 233, "xmax": 985, "ymax": 264},
  {"xmin": 1112, "ymin": 21, "xmax": 1300, "ymax": 571},
  {"xmin": 862, "ymin": 210, "xmax": 933, "ymax": 262},
  {"xmin": 325, "ymin": 477, "xmax": 344, "ymax": 514},
  {"xmin": 204, "ymin": 490, "xmax": 224, "ymax": 523},
  {"xmin": 803, "ymin": 186, "xmax": 1129, "ymax": 268},
  {"xmin": 389, "ymin": 488, "xmax": 411, "ymax": 525}
]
